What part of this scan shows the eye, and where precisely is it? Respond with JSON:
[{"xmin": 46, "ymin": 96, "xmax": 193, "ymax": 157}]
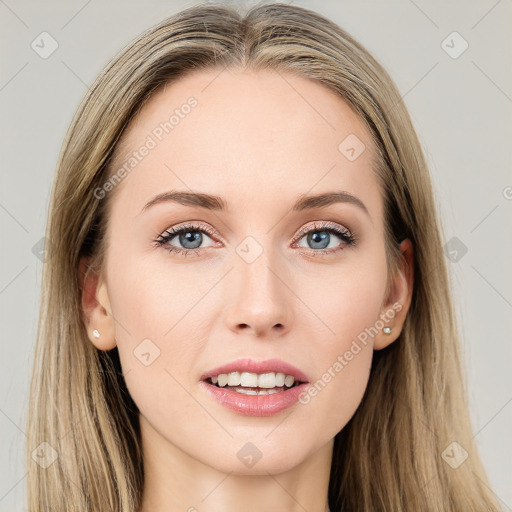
[
  {"xmin": 292, "ymin": 221, "xmax": 357, "ymax": 256},
  {"xmin": 154, "ymin": 222, "xmax": 218, "ymax": 257},
  {"xmin": 154, "ymin": 220, "xmax": 357, "ymax": 257}
]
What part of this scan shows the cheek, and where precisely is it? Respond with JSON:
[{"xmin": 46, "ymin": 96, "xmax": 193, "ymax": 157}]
[
  {"xmin": 292, "ymin": 249, "xmax": 388, "ymax": 432},
  {"xmin": 105, "ymin": 251, "xmax": 207, "ymax": 446},
  {"xmin": 105, "ymin": 248, "xmax": 207, "ymax": 367},
  {"xmin": 296, "ymin": 243, "xmax": 388, "ymax": 349}
]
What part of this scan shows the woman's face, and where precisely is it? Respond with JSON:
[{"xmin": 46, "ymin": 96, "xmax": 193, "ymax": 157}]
[{"xmin": 87, "ymin": 67, "xmax": 409, "ymax": 474}]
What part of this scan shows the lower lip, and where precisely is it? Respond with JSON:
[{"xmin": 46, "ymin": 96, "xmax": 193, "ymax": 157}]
[{"xmin": 200, "ymin": 380, "xmax": 310, "ymax": 416}]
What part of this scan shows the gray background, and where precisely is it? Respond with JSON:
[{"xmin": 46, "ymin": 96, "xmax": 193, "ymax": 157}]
[{"xmin": 1, "ymin": 0, "xmax": 511, "ymax": 510}]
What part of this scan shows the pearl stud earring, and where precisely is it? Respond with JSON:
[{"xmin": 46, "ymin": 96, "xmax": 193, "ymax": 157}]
[
  {"xmin": 383, "ymin": 326, "xmax": 392, "ymax": 335},
  {"xmin": 93, "ymin": 329, "xmax": 100, "ymax": 339}
]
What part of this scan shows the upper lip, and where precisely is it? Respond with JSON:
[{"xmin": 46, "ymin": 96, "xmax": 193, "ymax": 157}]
[{"xmin": 200, "ymin": 358, "xmax": 310, "ymax": 383}]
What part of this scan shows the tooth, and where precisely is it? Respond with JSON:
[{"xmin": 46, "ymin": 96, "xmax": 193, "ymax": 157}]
[
  {"xmin": 240, "ymin": 372, "xmax": 259, "ymax": 387},
  {"xmin": 217, "ymin": 374, "xmax": 228, "ymax": 387},
  {"xmin": 227, "ymin": 371, "xmax": 241, "ymax": 386},
  {"xmin": 275, "ymin": 372, "xmax": 285, "ymax": 386},
  {"xmin": 284, "ymin": 375, "xmax": 295, "ymax": 387},
  {"xmin": 213, "ymin": 371, "xmax": 298, "ymax": 388},
  {"xmin": 258, "ymin": 388, "xmax": 281, "ymax": 395},
  {"xmin": 233, "ymin": 387, "xmax": 281, "ymax": 396},
  {"xmin": 234, "ymin": 388, "xmax": 258, "ymax": 395},
  {"xmin": 258, "ymin": 372, "xmax": 276, "ymax": 388}
]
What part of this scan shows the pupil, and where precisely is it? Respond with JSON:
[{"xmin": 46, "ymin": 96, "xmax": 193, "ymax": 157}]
[
  {"xmin": 309, "ymin": 231, "xmax": 329, "ymax": 249},
  {"xmin": 180, "ymin": 231, "xmax": 202, "ymax": 249}
]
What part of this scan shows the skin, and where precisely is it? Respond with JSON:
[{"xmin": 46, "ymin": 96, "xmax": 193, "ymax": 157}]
[{"xmin": 81, "ymin": 68, "xmax": 413, "ymax": 512}]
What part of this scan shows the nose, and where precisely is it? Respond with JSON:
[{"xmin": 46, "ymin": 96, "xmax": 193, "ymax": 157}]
[{"xmin": 222, "ymin": 246, "xmax": 294, "ymax": 338}]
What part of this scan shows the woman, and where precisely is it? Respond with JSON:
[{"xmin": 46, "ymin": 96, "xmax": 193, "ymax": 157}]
[{"xmin": 26, "ymin": 2, "xmax": 501, "ymax": 511}]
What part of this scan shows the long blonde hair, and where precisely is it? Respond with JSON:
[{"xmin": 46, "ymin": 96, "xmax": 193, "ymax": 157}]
[{"xmin": 26, "ymin": 2, "xmax": 501, "ymax": 510}]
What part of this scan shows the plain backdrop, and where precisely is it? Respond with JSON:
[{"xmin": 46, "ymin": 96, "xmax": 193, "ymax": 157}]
[{"xmin": 1, "ymin": 0, "xmax": 511, "ymax": 510}]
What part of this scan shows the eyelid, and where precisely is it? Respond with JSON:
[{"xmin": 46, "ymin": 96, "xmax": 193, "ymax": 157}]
[
  {"xmin": 158, "ymin": 220, "xmax": 352, "ymax": 242},
  {"xmin": 293, "ymin": 220, "xmax": 352, "ymax": 240},
  {"xmin": 160, "ymin": 221, "xmax": 218, "ymax": 240}
]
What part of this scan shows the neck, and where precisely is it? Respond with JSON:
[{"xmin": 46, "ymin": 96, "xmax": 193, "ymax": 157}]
[{"xmin": 138, "ymin": 414, "xmax": 333, "ymax": 512}]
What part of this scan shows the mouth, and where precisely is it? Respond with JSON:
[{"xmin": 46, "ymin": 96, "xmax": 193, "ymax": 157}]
[
  {"xmin": 199, "ymin": 359, "xmax": 310, "ymax": 415},
  {"xmin": 203, "ymin": 372, "xmax": 306, "ymax": 395},
  {"xmin": 200, "ymin": 372, "xmax": 310, "ymax": 416}
]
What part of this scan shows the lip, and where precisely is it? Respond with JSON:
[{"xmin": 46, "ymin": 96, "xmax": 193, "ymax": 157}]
[
  {"xmin": 200, "ymin": 358, "xmax": 310, "ymax": 383},
  {"xmin": 199, "ymin": 380, "xmax": 310, "ymax": 416}
]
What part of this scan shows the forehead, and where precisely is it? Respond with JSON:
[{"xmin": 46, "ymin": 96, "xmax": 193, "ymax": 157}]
[{"xmin": 108, "ymin": 67, "xmax": 382, "ymax": 220}]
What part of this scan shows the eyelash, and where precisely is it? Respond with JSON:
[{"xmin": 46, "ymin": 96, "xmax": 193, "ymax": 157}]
[{"xmin": 153, "ymin": 221, "xmax": 357, "ymax": 258}]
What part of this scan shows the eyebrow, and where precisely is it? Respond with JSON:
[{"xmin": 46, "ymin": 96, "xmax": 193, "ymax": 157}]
[{"xmin": 140, "ymin": 190, "xmax": 371, "ymax": 219}]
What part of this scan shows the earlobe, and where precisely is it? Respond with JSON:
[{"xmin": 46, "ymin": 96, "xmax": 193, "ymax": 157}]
[
  {"xmin": 374, "ymin": 238, "xmax": 414, "ymax": 351},
  {"xmin": 79, "ymin": 256, "xmax": 117, "ymax": 351}
]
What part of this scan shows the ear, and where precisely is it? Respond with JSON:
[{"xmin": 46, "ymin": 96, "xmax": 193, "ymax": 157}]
[
  {"xmin": 374, "ymin": 238, "xmax": 414, "ymax": 350},
  {"xmin": 79, "ymin": 256, "xmax": 117, "ymax": 351}
]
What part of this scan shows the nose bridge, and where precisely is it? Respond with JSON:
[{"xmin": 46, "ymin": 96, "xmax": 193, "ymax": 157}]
[{"xmin": 223, "ymin": 234, "xmax": 293, "ymax": 336}]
